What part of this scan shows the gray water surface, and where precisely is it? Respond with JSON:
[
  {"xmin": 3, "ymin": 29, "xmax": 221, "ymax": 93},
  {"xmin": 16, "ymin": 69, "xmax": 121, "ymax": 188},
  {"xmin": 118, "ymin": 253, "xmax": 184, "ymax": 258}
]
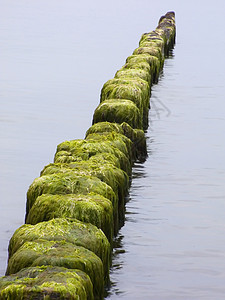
[{"xmin": 1, "ymin": 1, "xmax": 225, "ymax": 299}]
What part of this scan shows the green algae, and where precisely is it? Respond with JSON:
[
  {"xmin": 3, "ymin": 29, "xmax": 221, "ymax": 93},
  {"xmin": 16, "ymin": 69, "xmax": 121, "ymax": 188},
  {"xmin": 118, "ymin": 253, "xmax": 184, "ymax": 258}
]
[
  {"xmin": 54, "ymin": 139, "xmax": 131, "ymax": 175},
  {"xmin": 115, "ymin": 68, "xmax": 151, "ymax": 86},
  {"xmin": 0, "ymin": 266, "xmax": 93, "ymax": 300},
  {"xmin": 125, "ymin": 54, "xmax": 160, "ymax": 83},
  {"xmin": 139, "ymin": 31, "xmax": 165, "ymax": 53},
  {"xmin": 100, "ymin": 77, "xmax": 150, "ymax": 129},
  {"xmin": 100, "ymin": 78, "xmax": 150, "ymax": 122},
  {"xmin": 39, "ymin": 159, "xmax": 129, "ymax": 227},
  {"xmin": 26, "ymin": 173, "xmax": 117, "ymax": 220},
  {"xmin": 6, "ymin": 240, "xmax": 104, "ymax": 300},
  {"xmin": 85, "ymin": 122, "xmax": 147, "ymax": 161},
  {"xmin": 8, "ymin": 218, "xmax": 110, "ymax": 279},
  {"xmin": 41, "ymin": 159, "xmax": 129, "ymax": 209},
  {"xmin": 85, "ymin": 131, "xmax": 133, "ymax": 161},
  {"xmin": 26, "ymin": 193, "xmax": 114, "ymax": 243},
  {"xmin": 156, "ymin": 12, "xmax": 176, "ymax": 55},
  {"xmin": 100, "ymin": 77, "xmax": 150, "ymax": 100},
  {"xmin": 89, "ymin": 152, "xmax": 121, "ymax": 169},
  {"xmin": 121, "ymin": 60, "xmax": 151, "ymax": 74},
  {"xmin": 121, "ymin": 122, "xmax": 147, "ymax": 161},
  {"xmin": 92, "ymin": 99, "xmax": 142, "ymax": 130},
  {"xmin": 133, "ymin": 46, "xmax": 164, "ymax": 68},
  {"xmin": 85, "ymin": 122, "xmax": 124, "ymax": 137}
]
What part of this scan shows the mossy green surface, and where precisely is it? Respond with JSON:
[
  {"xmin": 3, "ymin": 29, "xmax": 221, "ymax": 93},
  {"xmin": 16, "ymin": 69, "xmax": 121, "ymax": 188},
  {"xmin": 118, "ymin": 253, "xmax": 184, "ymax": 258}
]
[
  {"xmin": 133, "ymin": 46, "xmax": 164, "ymax": 68},
  {"xmin": 100, "ymin": 78, "xmax": 150, "ymax": 129},
  {"xmin": 26, "ymin": 193, "xmax": 114, "ymax": 243},
  {"xmin": 6, "ymin": 240, "xmax": 104, "ymax": 299},
  {"xmin": 86, "ymin": 122, "xmax": 147, "ymax": 161},
  {"xmin": 101, "ymin": 77, "xmax": 150, "ymax": 98},
  {"xmin": 115, "ymin": 68, "xmax": 151, "ymax": 86},
  {"xmin": 139, "ymin": 32, "xmax": 165, "ymax": 53},
  {"xmin": 0, "ymin": 266, "xmax": 93, "ymax": 300},
  {"xmin": 100, "ymin": 78, "xmax": 150, "ymax": 121},
  {"xmin": 125, "ymin": 54, "xmax": 160, "ymax": 83},
  {"xmin": 8, "ymin": 218, "xmax": 110, "ymax": 280},
  {"xmin": 89, "ymin": 153, "xmax": 121, "ymax": 169},
  {"xmin": 121, "ymin": 122, "xmax": 147, "ymax": 161},
  {"xmin": 26, "ymin": 173, "xmax": 116, "ymax": 220},
  {"xmin": 85, "ymin": 122, "xmax": 124, "ymax": 137},
  {"xmin": 41, "ymin": 159, "xmax": 129, "ymax": 208},
  {"xmin": 156, "ymin": 12, "xmax": 176, "ymax": 55},
  {"xmin": 121, "ymin": 60, "xmax": 151, "ymax": 74},
  {"xmin": 92, "ymin": 99, "xmax": 142, "ymax": 130},
  {"xmin": 85, "ymin": 131, "xmax": 132, "ymax": 161},
  {"xmin": 54, "ymin": 139, "xmax": 131, "ymax": 175}
]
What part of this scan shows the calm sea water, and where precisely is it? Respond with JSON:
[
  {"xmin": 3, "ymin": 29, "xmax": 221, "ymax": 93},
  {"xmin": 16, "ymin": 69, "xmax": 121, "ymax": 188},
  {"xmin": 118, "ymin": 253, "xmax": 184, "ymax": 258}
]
[{"xmin": 1, "ymin": 1, "xmax": 225, "ymax": 299}]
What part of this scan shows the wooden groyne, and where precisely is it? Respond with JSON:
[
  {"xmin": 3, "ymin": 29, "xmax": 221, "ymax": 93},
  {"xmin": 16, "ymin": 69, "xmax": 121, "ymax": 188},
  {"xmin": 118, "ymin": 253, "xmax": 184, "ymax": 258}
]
[{"xmin": 0, "ymin": 12, "xmax": 175, "ymax": 299}]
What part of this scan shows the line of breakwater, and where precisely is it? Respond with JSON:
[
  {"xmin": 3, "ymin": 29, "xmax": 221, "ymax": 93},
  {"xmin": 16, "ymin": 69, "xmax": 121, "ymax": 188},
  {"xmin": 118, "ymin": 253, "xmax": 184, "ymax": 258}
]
[{"xmin": 0, "ymin": 12, "xmax": 175, "ymax": 300}]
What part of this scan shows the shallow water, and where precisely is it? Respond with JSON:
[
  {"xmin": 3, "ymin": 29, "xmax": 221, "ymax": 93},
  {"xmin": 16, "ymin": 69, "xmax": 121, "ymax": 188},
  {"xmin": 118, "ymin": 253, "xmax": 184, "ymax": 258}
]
[{"xmin": 1, "ymin": 1, "xmax": 225, "ymax": 299}]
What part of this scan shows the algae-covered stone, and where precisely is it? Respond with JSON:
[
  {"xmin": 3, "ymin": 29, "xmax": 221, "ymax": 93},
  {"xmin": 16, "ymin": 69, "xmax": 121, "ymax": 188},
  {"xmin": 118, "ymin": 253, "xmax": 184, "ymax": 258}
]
[
  {"xmin": 115, "ymin": 68, "xmax": 151, "ymax": 86},
  {"xmin": 139, "ymin": 31, "xmax": 165, "ymax": 53},
  {"xmin": 85, "ymin": 122, "xmax": 124, "ymax": 137},
  {"xmin": 121, "ymin": 60, "xmax": 151, "ymax": 74},
  {"xmin": 26, "ymin": 172, "xmax": 116, "ymax": 220},
  {"xmin": 89, "ymin": 152, "xmax": 121, "ymax": 169},
  {"xmin": 6, "ymin": 240, "xmax": 104, "ymax": 300},
  {"xmin": 86, "ymin": 122, "xmax": 147, "ymax": 161},
  {"xmin": 133, "ymin": 46, "xmax": 164, "ymax": 68},
  {"xmin": 121, "ymin": 122, "xmax": 147, "ymax": 161},
  {"xmin": 126, "ymin": 54, "xmax": 160, "ymax": 83},
  {"xmin": 92, "ymin": 99, "xmax": 142, "ymax": 130},
  {"xmin": 54, "ymin": 139, "xmax": 131, "ymax": 175},
  {"xmin": 0, "ymin": 266, "xmax": 94, "ymax": 300},
  {"xmin": 100, "ymin": 78, "xmax": 150, "ymax": 101},
  {"xmin": 8, "ymin": 218, "xmax": 110, "ymax": 279},
  {"xmin": 26, "ymin": 193, "xmax": 114, "ymax": 242},
  {"xmin": 100, "ymin": 77, "xmax": 150, "ymax": 129},
  {"xmin": 100, "ymin": 79, "xmax": 150, "ymax": 123},
  {"xmin": 156, "ymin": 12, "xmax": 176, "ymax": 55},
  {"xmin": 41, "ymin": 159, "xmax": 129, "ymax": 211},
  {"xmin": 85, "ymin": 131, "xmax": 132, "ymax": 161}
]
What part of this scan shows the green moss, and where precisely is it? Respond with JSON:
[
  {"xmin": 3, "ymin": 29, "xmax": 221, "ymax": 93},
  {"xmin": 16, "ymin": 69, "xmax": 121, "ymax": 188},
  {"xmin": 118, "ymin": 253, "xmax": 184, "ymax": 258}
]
[
  {"xmin": 156, "ymin": 12, "xmax": 176, "ymax": 55},
  {"xmin": 139, "ymin": 31, "xmax": 165, "ymax": 53},
  {"xmin": 100, "ymin": 77, "xmax": 150, "ymax": 129},
  {"xmin": 26, "ymin": 173, "xmax": 117, "ymax": 221},
  {"xmin": 85, "ymin": 122, "xmax": 124, "ymax": 137},
  {"xmin": 6, "ymin": 240, "xmax": 104, "ymax": 299},
  {"xmin": 133, "ymin": 46, "xmax": 164, "ymax": 69},
  {"xmin": 115, "ymin": 68, "xmax": 151, "ymax": 86},
  {"xmin": 8, "ymin": 218, "xmax": 110, "ymax": 280},
  {"xmin": 0, "ymin": 266, "xmax": 93, "ymax": 300},
  {"xmin": 100, "ymin": 79, "xmax": 150, "ymax": 126},
  {"xmin": 85, "ymin": 131, "xmax": 132, "ymax": 161},
  {"xmin": 92, "ymin": 99, "xmax": 142, "ymax": 130},
  {"xmin": 121, "ymin": 60, "xmax": 151, "ymax": 74},
  {"xmin": 26, "ymin": 193, "xmax": 114, "ymax": 243},
  {"xmin": 100, "ymin": 77, "xmax": 150, "ymax": 98},
  {"xmin": 8, "ymin": 219, "xmax": 110, "ymax": 281},
  {"xmin": 54, "ymin": 139, "xmax": 131, "ymax": 175},
  {"xmin": 89, "ymin": 153, "xmax": 121, "ymax": 169},
  {"xmin": 85, "ymin": 122, "xmax": 147, "ymax": 163},
  {"xmin": 121, "ymin": 122, "xmax": 147, "ymax": 161},
  {"xmin": 125, "ymin": 54, "xmax": 160, "ymax": 83},
  {"xmin": 41, "ymin": 158, "xmax": 129, "ymax": 211},
  {"xmin": 41, "ymin": 160, "xmax": 129, "ymax": 225}
]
